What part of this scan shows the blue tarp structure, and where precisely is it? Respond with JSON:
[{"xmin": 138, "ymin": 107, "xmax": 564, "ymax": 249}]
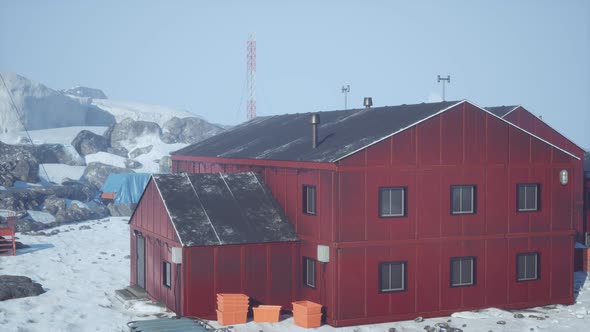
[{"xmin": 100, "ymin": 173, "xmax": 150, "ymax": 204}]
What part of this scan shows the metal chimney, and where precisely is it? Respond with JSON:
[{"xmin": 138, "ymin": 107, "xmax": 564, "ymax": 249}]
[
  {"xmin": 363, "ymin": 97, "xmax": 373, "ymax": 110},
  {"xmin": 310, "ymin": 113, "xmax": 320, "ymax": 149}
]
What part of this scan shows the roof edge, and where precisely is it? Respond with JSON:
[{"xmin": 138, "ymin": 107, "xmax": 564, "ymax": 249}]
[
  {"xmin": 469, "ymin": 102, "xmax": 581, "ymax": 161},
  {"xmin": 508, "ymin": 105, "xmax": 586, "ymax": 156},
  {"xmin": 332, "ymin": 100, "xmax": 467, "ymax": 162},
  {"xmin": 151, "ymin": 174, "xmax": 186, "ymax": 246}
]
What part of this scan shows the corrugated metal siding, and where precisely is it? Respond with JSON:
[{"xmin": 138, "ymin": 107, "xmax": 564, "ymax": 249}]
[
  {"xmin": 130, "ymin": 179, "xmax": 182, "ymax": 313},
  {"xmin": 182, "ymin": 242, "xmax": 299, "ymax": 319}
]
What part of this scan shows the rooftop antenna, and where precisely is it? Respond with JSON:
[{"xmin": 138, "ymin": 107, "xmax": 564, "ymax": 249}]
[
  {"xmin": 437, "ymin": 75, "xmax": 451, "ymax": 101},
  {"xmin": 247, "ymin": 34, "xmax": 256, "ymax": 120},
  {"xmin": 341, "ymin": 84, "xmax": 350, "ymax": 110}
]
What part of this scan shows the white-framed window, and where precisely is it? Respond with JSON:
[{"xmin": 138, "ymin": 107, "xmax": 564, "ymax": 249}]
[
  {"xmin": 450, "ymin": 257, "xmax": 475, "ymax": 287},
  {"xmin": 379, "ymin": 187, "xmax": 406, "ymax": 217},
  {"xmin": 517, "ymin": 184, "xmax": 539, "ymax": 212},
  {"xmin": 303, "ymin": 257, "xmax": 316, "ymax": 288},
  {"xmin": 379, "ymin": 261, "xmax": 407, "ymax": 292},
  {"xmin": 517, "ymin": 252, "xmax": 539, "ymax": 281},
  {"xmin": 162, "ymin": 261, "xmax": 171, "ymax": 288},
  {"xmin": 303, "ymin": 185, "xmax": 316, "ymax": 215},
  {"xmin": 451, "ymin": 185, "xmax": 475, "ymax": 214}
]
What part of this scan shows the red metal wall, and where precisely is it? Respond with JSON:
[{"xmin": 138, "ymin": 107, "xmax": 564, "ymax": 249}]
[
  {"xmin": 170, "ymin": 102, "xmax": 581, "ymax": 326},
  {"xmin": 503, "ymin": 107, "xmax": 585, "ymax": 159},
  {"xmin": 129, "ymin": 179, "xmax": 182, "ymax": 313},
  {"xmin": 181, "ymin": 242, "xmax": 299, "ymax": 319},
  {"xmin": 327, "ymin": 102, "xmax": 578, "ymax": 325}
]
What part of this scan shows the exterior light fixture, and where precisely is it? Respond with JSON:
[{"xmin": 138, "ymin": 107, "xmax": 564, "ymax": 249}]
[{"xmin": 559, "ymin": 169, "xmax": 568, "ymax": 185}]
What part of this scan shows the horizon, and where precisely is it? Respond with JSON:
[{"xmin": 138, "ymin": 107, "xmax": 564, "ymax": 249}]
[{"xmin": 1, "ymin": 1, "xmax": 588, "ymax": 148}]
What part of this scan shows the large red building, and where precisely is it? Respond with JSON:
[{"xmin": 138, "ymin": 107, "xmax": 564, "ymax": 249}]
[{"xmin": 130, "ymin": 100, "xmax": 585, "ymax": 327}]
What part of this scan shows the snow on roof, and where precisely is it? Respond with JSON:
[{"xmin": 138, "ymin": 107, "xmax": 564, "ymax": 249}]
[{"xmin": 150, "ymin": 172, "xmax": 299, "ymax": 247}]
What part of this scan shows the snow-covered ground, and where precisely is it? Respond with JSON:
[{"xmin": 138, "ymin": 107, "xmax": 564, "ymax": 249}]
[
  {"xmin": 38, "ymin": 164, "xmax": 86, "ymax": 183},
  {"xmin": 0, "ymin": 217, "xmax": 168, "ymax": 332},
  {"xmin": 91, "ymin": 99, "xmax": 197, "ymax": 127},
  {"xmin": 1, "ymin": 218, "xmax": 589, "ymax": 332}
]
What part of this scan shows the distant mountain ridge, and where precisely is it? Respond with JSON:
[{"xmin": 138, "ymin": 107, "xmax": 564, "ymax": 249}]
[{"xmin": 0, "ymin": 73, "xmax": 219, "ymax": 132}]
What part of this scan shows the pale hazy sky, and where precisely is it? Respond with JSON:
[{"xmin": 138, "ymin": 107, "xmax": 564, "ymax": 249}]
[{"xmin": 1, "ymin": 1, "xmax": 589, "ymax": 148}]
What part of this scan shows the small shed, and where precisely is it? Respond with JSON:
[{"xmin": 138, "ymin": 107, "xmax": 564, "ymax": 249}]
[
  {"xmin": 129, "ymin": 172, "xmax": 299, "ymax": 318},
  {"xmin": 100, "ymin": 173, "xmax": 150, "ymax": 204}
]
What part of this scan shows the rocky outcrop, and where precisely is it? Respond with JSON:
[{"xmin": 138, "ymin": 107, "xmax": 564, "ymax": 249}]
[
  {"xmin": 129, "ymin": 145, "xmax": 153, "ymax": 158},
  {"xmin": 158, "ymin": 156, "xmax": 171, "ymax": 173},
  {"xmin": 108, "ymin": 119, "xmax": 162, "ymax": 157},
  {"xmin": 0, "ymin": 275, "xmax": 45, "ymax": 301},
  {"xmin": 33, "ymin": 144, "xmax": 85, "ymax": 166},
  {"xmin": 162, "ymin": 116, "xmax": 224, "ymax": 144},
  {"xmin": 107, "ymin": 203, "xmax": 134, "ymax": 217},
  {"xmin": 0, "ymin": 182, "xmax": 96, "ymax": 211},
  {"xmin": 81, "ymin": 162, "xmax": 134, "ymax": 189},
  {"xmin": 71, "ymin": 130, "xmax": 110, "ymax": 156},
  {"xmin": 124, "ymin": 159, "xmax": 142, "ymax": 169},
  {"xmin": 61, "ymin": 86, "xmax": 108, "ymax": 99},
  {"xmin": 0, "ymin": 142, "xmax": 40, "ymax": 185}
]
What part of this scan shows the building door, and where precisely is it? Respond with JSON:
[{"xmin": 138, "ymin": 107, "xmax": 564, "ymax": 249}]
[{"xmin": 136, "ymin": 233, "xmax": 146, "ymax": 289}]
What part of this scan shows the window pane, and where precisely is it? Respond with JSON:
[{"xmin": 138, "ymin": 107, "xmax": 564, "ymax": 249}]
[
  {"xmin": 518, "ymin": 186, "xmax": 526, "ymax": 210},
  {"xmin": 390, "ymin": 189, "xmax": 403, "ymax": 216},
  {"xmin": 460, "ymin": 259, "xmax": 473, "ymax": 285},
  {"xmin": 525, "ymin": 185, "xmax": 537, "ymax": 210},
  {"xmin": 525, "ymin": 254, "xmax": 537, "ymax": 279},
  {"xmin": 380, "ymin": 189, "xmax": 391, "ymax": 216},
  {"xmin": 380, "ymin": 264, "xmax": 390, "ymax": 290},
  {"xmin": 452, "ymin": 188, "xmax": 461, "ymax": 212},
  {"xmin": 461, "ymin": 188, "xmax": 473, "ymax": 212},
  {"xmin": 451, "ymin": 259, "xmax": 461, "ymax": 285},
  {"xmin": 517, "ymin": 254, "xmax": 526, "ymax": 280},
  {"xmin": 390, "ymin": 263, "xmax": 403, "ymax": 289},
  {"xmin": 306, "ymin": 259, "xmax": 315, "ymax": 287}
]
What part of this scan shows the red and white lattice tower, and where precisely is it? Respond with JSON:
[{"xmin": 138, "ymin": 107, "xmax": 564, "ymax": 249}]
[{"xmin": 247, "ymin": 34, "xmax": 256, "ymax": 120}]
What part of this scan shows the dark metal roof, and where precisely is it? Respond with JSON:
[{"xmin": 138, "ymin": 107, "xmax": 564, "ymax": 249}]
[
  {"xmin": 152, "ymin": 172, "xmax": 298, "ymax": 247},
  {"xmin": 484, "ymin": 105, "xmax": 518, "ymax": 118},
  {"xmin": 172, "ymin": 101, "xmax": 462, "ymax": 162}
]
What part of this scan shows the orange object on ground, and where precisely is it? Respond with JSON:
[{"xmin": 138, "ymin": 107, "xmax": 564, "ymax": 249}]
[
  {"xmin": 253, "ymin": 305, "xmax": 282, "ymax": 323},
  {"xmin": 100, "ymin": 192, "xmax": 116, "ymax": 200},
  {"xmin": 216, "ymin": 309, "xmax": 248, "ymax": 325},
  {"xmin": 216, "ymin": 293, "xmax": 249, "ymax": 325},
  {"xmin": 292, "ymin": 301, "xmax": 322, "ymax": 328},
  {"xmin": 0, "ymin": 215, "xmax": 16, "ymax": 256}
]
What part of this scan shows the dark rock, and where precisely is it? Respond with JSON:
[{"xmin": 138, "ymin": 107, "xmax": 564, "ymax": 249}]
[
  {"xmin": 129, "ymin": 145, "xmax": 153, "ymax": 159},
  {"xmin": 33, "ymin": 143, "xmax": 84, "ymax": 166},
  {"xmin": 42, "ymin": 195, "xmax": 67, "ymax": 215},
  {"xmin": 89, "ymin": 203, "xmax": 110, "ymax": 220},
  {"xmin": 159, "ymin": 156, "xmax": 171, "ymax": 173},
  {"xmin": 81, "ymin": 162, "xmax": 134, "ymax": 189},
  {"xmin": 61, "ymin": 86, "xmax": 108, "ymax": 99},
  {"xmin": 496, "ymin": 321, "xmax": 506, "ymax": 325},
  {"xmin": 109, "ymin": 118, "xmax": 162, "ymax": 156},
  {"xmin": 161, "ymin": 116, "xmax": 224, "ymax": 144},
  {"xmin": 124, "ymin": 158, "xmax": 142, "ymax": 169},
  {"xmin": 71, "ymin": 130, "xmax": 110, "ymax": 156},
  {"xmin": 513, "ymin": 313, "xmax": 525, "ymax": 319},
  {"xmin": 107, "ymin": 203, "xmax": 134, "ymax": 217},
  {"xmin": 415, "ymin": 316, "xmax": 424, "ymax": 323},
  {"xmin": 56, "ymin": 201, "xmax": 93, "ymax": 223},
  {"xmin": 0, "ymin": 275, "xmax": 45, "ymax": 301},
  {"xmin": 85, "ymin": 105, "xmax": 116, "ymax": 127},
  {"xmin": 79, "ymin": 225, "xmax": 91, "ymax": 230},
  {"xmin": 388, "ymin": 329, "xmax": 396, "ymax": 332}
]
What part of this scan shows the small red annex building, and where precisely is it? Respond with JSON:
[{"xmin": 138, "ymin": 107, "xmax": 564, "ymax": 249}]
[{"xmin": 130, "ymin": 100, "xmax": 585, "ymax": 327}]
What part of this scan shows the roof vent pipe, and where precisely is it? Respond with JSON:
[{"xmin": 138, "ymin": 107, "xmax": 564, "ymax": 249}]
[
  {"xmin": 363, "ymin": 97, "xmax": 373, "ymax": 110},
  {"xmin": 311, "ymin": 113, "xmax": 320, "ymax": 149}
]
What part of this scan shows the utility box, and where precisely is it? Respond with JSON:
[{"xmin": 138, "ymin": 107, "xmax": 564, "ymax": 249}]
[
  {"xmin": 171, "ymin": 247, "xmax": 182, "ymax": 264},
  {"xmin": 317, "ymin": 245, "xmax": 330, "ymax": 263}
]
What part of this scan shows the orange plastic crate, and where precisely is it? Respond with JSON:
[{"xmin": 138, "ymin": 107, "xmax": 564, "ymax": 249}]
[
  {"xmin": 292, "ymin": 301, "xmax": 322, "ymax": 315},
  {"xmin": 253, "ymin": 305, "xmax": 282, "ymax": 323},
  {"xmin": 216, "ymin": 309, "xmax": 248, "ymax": 325},
  {"xmin": 293, "ymin": 312, "xmax": 322, "ymax": 328},
  {"xmin": 217, "ymin": 302, "xmax": 249, "ymax": 312}
]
